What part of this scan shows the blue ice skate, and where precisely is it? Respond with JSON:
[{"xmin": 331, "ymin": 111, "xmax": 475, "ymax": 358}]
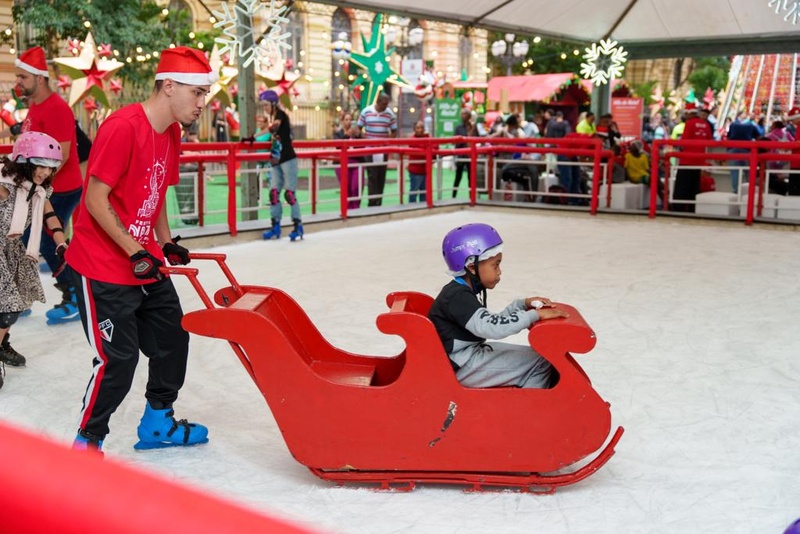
[
  {"xmin": 73, "ymin": 429, "xmax": 104, "ymax": 456},
  {"xmin": 133, "ymin": 401, "xmax": 209, "ymax": 450},
  {"xmin": 289, "ymin": 220, "xmax": 304, "ymax": 242},
  {"xmin": 45, "ymin": 283, "xmax": 80, "ymax": 325},
  {"xmin": 262, "ymin": 219, "xmax": 281, "ymax": 240}
]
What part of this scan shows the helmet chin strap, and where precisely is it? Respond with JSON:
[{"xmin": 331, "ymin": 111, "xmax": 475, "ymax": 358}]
[
  {"xmin": 26, "ymin": 182, "xmax": 37, "ymax": 202},
  {"xmin": 464, "ymin": 256, "xmax": 487, "ymax": 306}
]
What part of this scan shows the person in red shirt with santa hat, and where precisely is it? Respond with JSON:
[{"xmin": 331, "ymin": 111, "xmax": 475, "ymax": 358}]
[
  {"xmin": 2, "ymin": 46, "xmax": 84, "ymax": 325},
  {"xmin": 672, "ymin": 103, "xmax": 712, "ymax": 212},
  {"xmin": 66, "ymin": 46, "xmax": 216, "ymax": 454}
]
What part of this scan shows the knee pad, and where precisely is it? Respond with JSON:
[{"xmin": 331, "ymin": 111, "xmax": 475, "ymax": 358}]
[
  {"xmin": 284, "ymin": 189, "xmax": 296, "ymax": 205},
  {"xmin": 269, "ymin": 188, "xmax": 280, "ymax": 205},
  {"xmin": 0, "ymin": 311, "xmax": 20, "ymax": 329}
]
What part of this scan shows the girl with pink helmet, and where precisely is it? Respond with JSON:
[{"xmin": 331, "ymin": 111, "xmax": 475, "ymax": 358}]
[{"xmin": 0, "ymin": 131, "xmax": 67, "ymax": 387}]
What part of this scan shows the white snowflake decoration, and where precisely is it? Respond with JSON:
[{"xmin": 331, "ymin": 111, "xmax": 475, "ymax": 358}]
[
  {"xmin": 580, "ymin": 39, "xmax": 628, "ymax": 86},
  {"xmin": 212, "ymin": 0, "xmax": 292, "ymax": 69},
  {"xmin": 768, "ymin": 0, "xmax": 800, "ymax": 24}
]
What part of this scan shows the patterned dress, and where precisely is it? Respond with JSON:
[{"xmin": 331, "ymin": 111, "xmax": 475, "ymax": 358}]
[{"xmin": 0, "ymin": 182, "xmax": 47, "ymax": 313}]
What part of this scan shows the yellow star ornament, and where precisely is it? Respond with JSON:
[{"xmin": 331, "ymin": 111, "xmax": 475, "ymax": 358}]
[
  {"xmin": 53, "ymin": 33, "xmax": 124, "ymax": 107},
  {"xmin": 205, "ymin": 44, "xmax": 238, "ymax": 107}
]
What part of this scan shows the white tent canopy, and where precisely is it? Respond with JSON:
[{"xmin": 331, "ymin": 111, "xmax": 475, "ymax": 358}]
[{"xmin": 314, "ymin": 0, "xmax": 800, "ymax": 58}]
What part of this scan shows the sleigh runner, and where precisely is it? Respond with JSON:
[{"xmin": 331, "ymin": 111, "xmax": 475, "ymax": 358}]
[{"xmin": 164, "ymin": 253, "xmax": 623, "ymax": 493}]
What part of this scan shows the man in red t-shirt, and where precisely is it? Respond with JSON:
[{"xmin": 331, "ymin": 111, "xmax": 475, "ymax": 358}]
[
  {"xmin": 6, "ymin": 46, "xmax": 83, "ymax": 324},
  {"xmin": 65, "ymin": 47, "xmax": 217, "ymax": 454},
  {"xmin": 673, "ymin": 106, "xmax": 712, "ymax": 212}
]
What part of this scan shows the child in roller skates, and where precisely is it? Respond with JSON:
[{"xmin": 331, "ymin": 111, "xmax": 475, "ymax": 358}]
[
  {"xmin": 259, "ymin": 90, "xmax": 303, "ymax": 241},
  {"xmin": 429, "ymin": 223, "xmax": 568, "ymax": 388},
  {"xmin": 0, "ymin": 131, "xmax": 69, "ymax": 384}
]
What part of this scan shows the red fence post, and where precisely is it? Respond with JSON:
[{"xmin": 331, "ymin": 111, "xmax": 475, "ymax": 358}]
[
  {"xmin": 744, "ymin": 147, "xmax": 758, "ymax": 225},
  {"xmin": 590, "ymin": 140, "xmax": 601, "ymax": 215},
  {"xmin": 425, "ymin": 141, "xmax": 433, "ymax": 208},
  {"xmin": 339, "ymin": 143, "xmax": 348, "ymax": 220},
  {"xmin": 197, "ymin": 159, "xmax": 205, "ymax": 227},
  {"xmin": 470, "ymin": 141, "xmax": 478, "ymax": 206},
  {"xmin": 226, "ymin": 144, "xmax": 238, "ymax": 237},
  {"xmin": 311, "ymin": 157, "xmax": 318, "ymax": 216},
  {"xmin": 649, "ymin": 140, "xmax": 660, "ymax": 219}
]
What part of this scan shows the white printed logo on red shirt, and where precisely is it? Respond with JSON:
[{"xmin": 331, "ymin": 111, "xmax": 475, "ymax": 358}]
[{"xmin": 130, "ymin": 158, "xmax": 167, "ymax": 243}]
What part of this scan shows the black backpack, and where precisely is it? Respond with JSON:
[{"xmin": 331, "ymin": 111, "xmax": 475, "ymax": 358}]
[{"xmin": 75, "ymin": 121, "xmax": 92, "ymax": 163}]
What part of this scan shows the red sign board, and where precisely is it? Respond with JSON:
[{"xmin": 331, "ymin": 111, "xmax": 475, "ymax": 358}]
[{"xmin": 611, "ymin": 97, "xmax": 644, "ymax": 139}]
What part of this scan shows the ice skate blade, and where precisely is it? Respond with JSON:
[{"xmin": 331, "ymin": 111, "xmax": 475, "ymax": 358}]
[
  {"xmin": 133, "ymin": 437, "xmax": 209, "ymax": 451},
  {"xmin": 46, "ymin": 315, "xmax": 80, "ymax": 325},
  {"xmin": 45, "ymin": 308, "xmax": 79, "ymax": 320}
]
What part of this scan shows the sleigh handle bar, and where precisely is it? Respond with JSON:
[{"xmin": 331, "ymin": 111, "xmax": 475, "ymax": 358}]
[{"xmin": 159, "ymin": 252, "xmax": 244, "ymax": 310}]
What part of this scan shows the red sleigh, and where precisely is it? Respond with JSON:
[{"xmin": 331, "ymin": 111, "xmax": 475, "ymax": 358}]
[{"xmin": 166, "ymin": 253, "xmax": 623, "ymax": 493}]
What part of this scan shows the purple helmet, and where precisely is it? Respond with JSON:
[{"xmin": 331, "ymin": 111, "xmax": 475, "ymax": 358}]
[
  {"xmin": 785, "ymin": 518, "xmax": 800, "ymax": 534},
  {"xmin": 259, "ymin": 89, "xmax": 279, "ymax": 103},
  {"xmin": 442, "ymin": 223, "xmax": 503, "ymax": 275}
]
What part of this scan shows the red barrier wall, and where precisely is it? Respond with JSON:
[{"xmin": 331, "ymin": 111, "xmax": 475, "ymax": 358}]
[{"xmin": 0, "ymin": 421, "xmax": 317, "ymax": 534}]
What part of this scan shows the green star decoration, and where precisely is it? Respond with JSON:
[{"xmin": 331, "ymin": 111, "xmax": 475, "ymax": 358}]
[{"xmin": 349, "ymin": 14, "xmax": 411, "ymax": 108}]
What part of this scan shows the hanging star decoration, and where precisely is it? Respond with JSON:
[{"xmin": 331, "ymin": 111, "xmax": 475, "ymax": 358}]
[
  {"xmin": 205, "ymin": 44, "xmax": 238, "ymax": 107},
  {"xmin": 53, "ymin": 33, "xmax": 125, "ymax": 107},
  {"xmin": 257, "ymin": 58, "xmax": 299, "ymax": 108},
  {"xmin": 650, "ymin": 85, "xmax": 664, "ymax": 115},
  {"xmin": 768, "ymin": 0, "xmax": 800, "ymax": 24},
  {"xmin": 580, "ymin": 39, "xmax": 628, "ymax": 86},
  {"xmin": 110, "ymin": 78, "xmax": 123, "ymax": 96},
  {"xmin": 67, "ymin": 38, "xmax": 81, "ymax": 56},
  {"xmin": 83, "ymin": 97, "xmax": 98, "ymax": 113},
  {"xmin": 57, "ymin": 75, "xmax": 72, "ymax": 93},
  {"xmin": 98, "ymin": 43, "xmax": 113, "ymax": 58},
  {"xmin": 703, "ymin": 88, "xmax": 716, "ymax": 109},
  {"xmin": 349, "ymin": 13, "xmax": 411, "ymax": 108}
]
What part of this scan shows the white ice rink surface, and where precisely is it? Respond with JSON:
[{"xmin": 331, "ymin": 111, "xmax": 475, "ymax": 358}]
[{"xmin": 2, "ymin": 209, "xmax": 799, "ymax": 533}]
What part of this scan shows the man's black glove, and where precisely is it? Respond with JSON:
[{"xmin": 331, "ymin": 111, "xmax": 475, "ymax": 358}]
[
  {"xmin": 130, "ymin": 250, "xmax": 163, "ymax": 280},
  {"xmin": 240, "ymin": 135, "xmax": 255, "ymax": 145},
  {"xmin": 53, "ymin": 242, "xmax": 68, "ymax": 278},
  {"xmin": 10, "ymin": 123, "xmax": 22, "ymax": 136},
  {"xmin": 162, "ymin": 236, "xmax": 190, "ymax": 266}
]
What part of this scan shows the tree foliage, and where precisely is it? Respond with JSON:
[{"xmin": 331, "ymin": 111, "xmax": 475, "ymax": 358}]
[
  {"xmin": 13, "ymin": 0, "xmax": 218, "ymax": 96},
  {"xmin": 687, "ymin": 56, "xmax": 730, "ymax": 95},
  {"xmin": 631, "ymin": 79, "xmax": 659, "ymax": 105}
]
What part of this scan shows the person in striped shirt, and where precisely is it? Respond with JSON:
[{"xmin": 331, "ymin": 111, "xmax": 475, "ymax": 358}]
[{"xmin": 357, "ymin": 93, "xmax": 397, "ymax": 206}]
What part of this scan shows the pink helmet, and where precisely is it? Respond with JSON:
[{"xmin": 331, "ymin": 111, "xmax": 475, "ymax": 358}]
[{"xmin": 11, "ymin": 131, "xmax": 62, "ymax": 168}]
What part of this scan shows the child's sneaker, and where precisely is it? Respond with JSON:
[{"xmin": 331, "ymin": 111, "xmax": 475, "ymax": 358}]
[
  {"xmin": 72, "ymin": 429, "xmax": 104, "ymax": 456},
  {"xmin": 0, "ymin": 333, "xmax": 25, "ymax": 367},
  {"xmin": 133, "ymin": 401, "xmax": 209, "ymax": 450}
]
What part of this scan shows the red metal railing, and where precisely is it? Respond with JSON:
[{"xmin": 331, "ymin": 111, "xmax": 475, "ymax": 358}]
[
  {"xmin": 5, "ymin": 135, "xmax": 798, "ymax": 235},
  {"xmin": 650, "ymin": 138, "xmax": 800, "ymax": 225}
]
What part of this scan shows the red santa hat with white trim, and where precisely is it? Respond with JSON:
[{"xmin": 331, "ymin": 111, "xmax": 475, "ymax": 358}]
[
  {"xmin": 155, "ymin": 46, "xmax": 218, "ymax": 86},
  {"xmin": 15, "ymin": 46, "xmax": 49, "ymax": 78}
]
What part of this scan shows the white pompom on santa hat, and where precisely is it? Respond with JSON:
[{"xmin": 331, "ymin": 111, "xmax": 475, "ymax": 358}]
[
  {"xmin": 155, "ymin": 46, "xmax": 218, "ymax": 86},
  {"xmin": 15, "ymin": 46, "xmax": 49, "ymax": 78}
]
